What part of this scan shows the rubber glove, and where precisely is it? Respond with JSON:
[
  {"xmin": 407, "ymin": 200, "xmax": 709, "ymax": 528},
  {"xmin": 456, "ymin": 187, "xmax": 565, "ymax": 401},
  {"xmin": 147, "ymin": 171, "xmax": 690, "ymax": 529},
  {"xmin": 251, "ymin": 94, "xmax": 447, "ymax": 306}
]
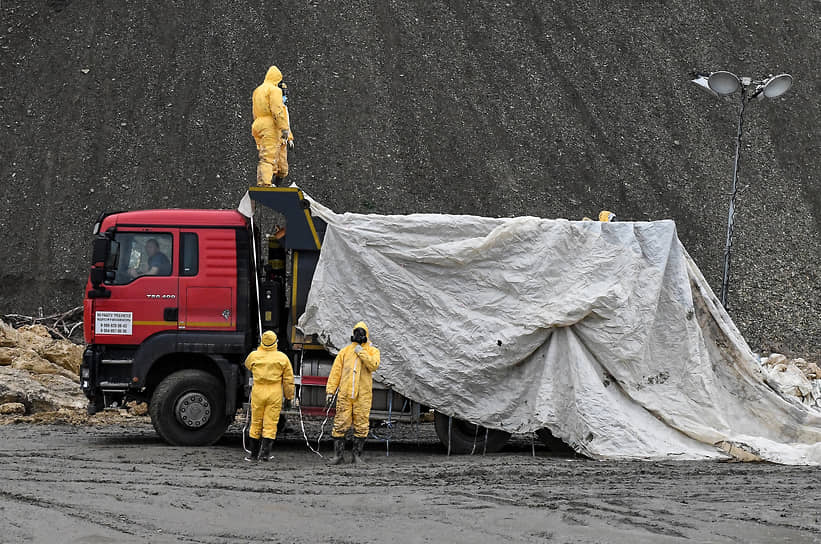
[
  {"xmin": 354, "ymin": 345, "xmax": 363, "ymax": 354},
  {"xmin": 283, "ymin": 399, "xmax": 291, "ymax": 411}
]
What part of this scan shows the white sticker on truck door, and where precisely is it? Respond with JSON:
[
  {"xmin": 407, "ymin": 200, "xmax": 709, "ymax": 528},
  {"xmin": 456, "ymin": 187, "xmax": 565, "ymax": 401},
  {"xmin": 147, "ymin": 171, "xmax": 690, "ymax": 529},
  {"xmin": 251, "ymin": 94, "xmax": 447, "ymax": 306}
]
[{"xmin": 95, "ymin": 311, "xmax": 133, "ymax": 335}]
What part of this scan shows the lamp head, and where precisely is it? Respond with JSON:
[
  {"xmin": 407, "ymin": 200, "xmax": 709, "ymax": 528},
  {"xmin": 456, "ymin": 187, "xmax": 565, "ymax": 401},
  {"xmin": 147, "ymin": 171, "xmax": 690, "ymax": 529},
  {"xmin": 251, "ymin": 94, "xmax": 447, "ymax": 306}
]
[
  {"xmin": 707, "ymin": 71, "xmax": 741, "ymax": 95},
  {"xmin": 761, "ymin": 73, "xmax": 793, "ymax": 98}
]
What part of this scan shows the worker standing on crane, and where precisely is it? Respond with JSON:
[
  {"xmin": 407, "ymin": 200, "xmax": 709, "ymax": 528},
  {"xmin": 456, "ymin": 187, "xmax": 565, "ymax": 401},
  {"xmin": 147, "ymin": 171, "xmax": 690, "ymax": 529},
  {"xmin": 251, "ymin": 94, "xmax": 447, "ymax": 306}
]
[
  {"xmin": 244, "ymin": 330, "xmax": 295, "ymax": 461},
  {"xmin": 251, "ymin": 65, "xmax": 294, "ymax": 187},
  {"xmin": 326, "ymin": 321, "xmax": 381, "ymax": 464}
]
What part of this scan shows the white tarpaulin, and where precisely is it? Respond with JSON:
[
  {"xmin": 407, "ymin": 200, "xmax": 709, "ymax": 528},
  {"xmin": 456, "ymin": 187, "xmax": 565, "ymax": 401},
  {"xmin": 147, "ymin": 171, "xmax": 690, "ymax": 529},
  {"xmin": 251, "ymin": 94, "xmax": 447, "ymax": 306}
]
[{"xmin": 297, "ymin": 202, "xmax": 821, "ymax": 464}]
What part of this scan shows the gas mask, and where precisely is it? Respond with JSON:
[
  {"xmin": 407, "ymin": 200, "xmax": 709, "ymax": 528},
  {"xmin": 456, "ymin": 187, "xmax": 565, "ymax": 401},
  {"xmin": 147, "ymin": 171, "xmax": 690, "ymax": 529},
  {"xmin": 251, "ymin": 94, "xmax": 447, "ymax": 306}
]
[{"xmin": 351, "ymin": 327, "xmax": 368, "ymax": 344}]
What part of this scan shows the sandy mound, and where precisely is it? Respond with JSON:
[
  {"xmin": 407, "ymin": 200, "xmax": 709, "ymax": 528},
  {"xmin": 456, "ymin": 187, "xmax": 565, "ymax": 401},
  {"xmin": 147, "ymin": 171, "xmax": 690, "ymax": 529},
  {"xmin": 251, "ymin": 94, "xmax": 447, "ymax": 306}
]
[
  {"xmin": 0, "ymin": 319, "xmax": 148, "ymax": 423},
  {"xmin": 0, "ymin": 320, "xmax": 85, "ymax": 414}
]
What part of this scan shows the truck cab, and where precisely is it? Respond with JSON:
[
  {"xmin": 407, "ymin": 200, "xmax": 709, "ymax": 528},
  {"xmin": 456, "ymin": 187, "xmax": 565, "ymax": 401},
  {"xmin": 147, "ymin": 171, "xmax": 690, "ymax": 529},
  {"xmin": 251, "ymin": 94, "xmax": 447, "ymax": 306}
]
[{"xmin": 82, "ymin": 209, "xmax": 254, "ymax": 445}]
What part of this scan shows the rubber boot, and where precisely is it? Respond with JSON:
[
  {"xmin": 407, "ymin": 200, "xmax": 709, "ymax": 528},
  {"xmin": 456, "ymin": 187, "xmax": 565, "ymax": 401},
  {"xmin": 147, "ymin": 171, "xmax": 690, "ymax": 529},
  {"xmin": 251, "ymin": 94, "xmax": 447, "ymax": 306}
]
[
  {"xmin": 259, "ymin": 438, "xmax": 274, "ymax": 461},
  {"xmin": 245, "ymin": 437, "xmax": 260, "ymax": 462},
  {"xmin": 351, "ymin": 437, "xmax": 365, "ymax": 464},
  {"xmin": 330, "ymin": 437, "xmax": 345, "ymax": 465}
]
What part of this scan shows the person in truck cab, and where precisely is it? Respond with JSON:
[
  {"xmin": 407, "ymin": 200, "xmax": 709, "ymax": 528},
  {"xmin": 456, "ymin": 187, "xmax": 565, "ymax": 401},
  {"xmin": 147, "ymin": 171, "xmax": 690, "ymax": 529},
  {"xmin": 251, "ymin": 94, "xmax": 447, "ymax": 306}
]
[
  {"xmin": 326, "ymin": 321, "xmax": 381, "ymax": 465},
  {"xmin": 128, "ymin": 238, "xmax": 171, "ymax": 278},
  {"xmin": 244, "ymin": 330, "xmax": 295, "ymax": 461}
]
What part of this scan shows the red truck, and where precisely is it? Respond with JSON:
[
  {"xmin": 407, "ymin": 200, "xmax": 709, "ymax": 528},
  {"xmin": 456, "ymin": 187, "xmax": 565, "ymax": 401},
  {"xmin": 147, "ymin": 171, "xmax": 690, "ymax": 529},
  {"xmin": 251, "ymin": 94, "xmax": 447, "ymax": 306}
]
[{"xmin": 81, "ymin": 187, "xmax": 512, "ymax": 451}]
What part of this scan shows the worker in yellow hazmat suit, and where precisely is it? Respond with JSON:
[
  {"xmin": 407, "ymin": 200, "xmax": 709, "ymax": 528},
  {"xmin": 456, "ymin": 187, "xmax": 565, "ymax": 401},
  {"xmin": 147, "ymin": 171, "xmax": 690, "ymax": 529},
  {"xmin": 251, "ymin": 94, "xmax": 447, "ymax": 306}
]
[
  {"xmin": 244, "ymin": 330, "xmax": 294, "ymax": 461},
  {"xmin": 252, "ymin": 66, "xmax": 294, "ymax": 187},
  {"xmin": 326, "ymin": 321, "xmax": 381, "ymax": 464},
  {"xmin": 582, "ymin": 210, "xmax": 617, "ymax": 222}
]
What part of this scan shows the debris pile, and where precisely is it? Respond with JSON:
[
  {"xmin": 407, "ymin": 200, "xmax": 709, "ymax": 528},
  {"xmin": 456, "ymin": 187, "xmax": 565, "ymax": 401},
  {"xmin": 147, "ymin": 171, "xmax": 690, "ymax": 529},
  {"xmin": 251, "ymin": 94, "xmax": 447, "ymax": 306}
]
[
  {"xmin": 2, "ymin": 306, "xmax": 84, "ymax": 344},
  {"xmin": 0, "ymin": 319, "xmax": 85, "ymax": 415},
  {"xmin": 0, "ymin": 318, "xmax": 148, "ymax": 423},
  {"xmin": 759, "ymin": 353, "xmax": 821, "ymax": 408}
]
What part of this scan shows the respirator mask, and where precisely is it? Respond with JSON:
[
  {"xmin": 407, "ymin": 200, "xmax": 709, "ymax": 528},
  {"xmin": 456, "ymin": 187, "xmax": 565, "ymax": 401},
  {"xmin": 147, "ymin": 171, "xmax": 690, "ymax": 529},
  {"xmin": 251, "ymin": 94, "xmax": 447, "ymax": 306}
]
[
  {"xmin": 280, "ymin": 81, "xmax": 288, "ymax": 105},
  {"xmin": 351, "ymin": 327, "xmax": 368, "ymax": 344}
]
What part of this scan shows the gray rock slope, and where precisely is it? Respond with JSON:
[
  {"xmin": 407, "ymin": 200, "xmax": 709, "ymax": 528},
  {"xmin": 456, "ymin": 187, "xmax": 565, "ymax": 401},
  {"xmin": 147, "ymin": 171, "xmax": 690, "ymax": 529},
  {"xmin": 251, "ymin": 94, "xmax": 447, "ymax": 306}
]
[{"xmin": 0, "ymin": 1, "xmax": 818, "ymax": 353}]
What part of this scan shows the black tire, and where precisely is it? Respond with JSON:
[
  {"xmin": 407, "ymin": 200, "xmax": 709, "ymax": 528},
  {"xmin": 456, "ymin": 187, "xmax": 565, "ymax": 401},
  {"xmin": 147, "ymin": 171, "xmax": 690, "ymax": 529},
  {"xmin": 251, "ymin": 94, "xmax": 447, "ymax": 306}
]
[
  {"xmin": 433, "ymin": 411, "xmax": 510, "ymax": 454},
  {"xmin": 149, "ymin": 369, "xmax": 228, "ymax": 447}
]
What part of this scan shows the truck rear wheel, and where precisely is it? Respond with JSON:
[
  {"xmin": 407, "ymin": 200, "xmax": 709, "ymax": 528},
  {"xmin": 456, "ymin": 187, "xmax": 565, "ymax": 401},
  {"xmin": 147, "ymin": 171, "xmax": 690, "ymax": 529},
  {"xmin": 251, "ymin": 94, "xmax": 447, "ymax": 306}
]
[
  {"xmin": 433, "ymin": 411, "xmax": 510, "ymax": 454},
  {"xmin": 149, "ymin": 369, "xmax": 228, "ymax": 446}
]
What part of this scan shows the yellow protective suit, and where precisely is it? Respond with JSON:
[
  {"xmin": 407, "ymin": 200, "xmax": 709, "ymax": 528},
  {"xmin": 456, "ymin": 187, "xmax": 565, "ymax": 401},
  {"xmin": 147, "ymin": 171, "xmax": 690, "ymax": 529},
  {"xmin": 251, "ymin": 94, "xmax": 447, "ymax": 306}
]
[
  {"xmin": 327, "ymin": 322, "xmax": 381, "ymax": 438},
  {"xmin": 598, "ymin": 210, "xmax": 616, "ymax": 222},
  {"xmin": 251, "ymin": 66, "xmax": 294, "ymax": 186},
  {"xmin": 245, "ymin": 330, "xmax": 295, "ymax": 440}
]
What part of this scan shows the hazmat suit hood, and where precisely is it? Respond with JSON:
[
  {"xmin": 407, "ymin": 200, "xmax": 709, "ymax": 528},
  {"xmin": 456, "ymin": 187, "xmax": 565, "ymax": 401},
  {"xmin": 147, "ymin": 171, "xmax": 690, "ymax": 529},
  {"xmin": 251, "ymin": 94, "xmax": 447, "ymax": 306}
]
[
  {"xmin": 260, "ymin": 330, "xmax": 278, "ymax": 351},
  {"xmin": 598, "ymin": 210, "xmax": 616, "ymax": 222},
  {"xmin": 264, "ymin": 65, "xmax": 283, "ymax": 86},
  {"xmin": 353, "ymin": 321, "xmax": 369, "ymax": 335}
]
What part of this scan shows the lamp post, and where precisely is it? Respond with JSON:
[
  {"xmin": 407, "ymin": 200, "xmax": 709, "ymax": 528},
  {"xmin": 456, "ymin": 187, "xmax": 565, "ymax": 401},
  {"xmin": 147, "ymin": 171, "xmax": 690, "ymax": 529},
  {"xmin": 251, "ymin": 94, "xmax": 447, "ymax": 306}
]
[{"xmin": 691, "ymin": 71, "xmax": 793, "ymax": 309}]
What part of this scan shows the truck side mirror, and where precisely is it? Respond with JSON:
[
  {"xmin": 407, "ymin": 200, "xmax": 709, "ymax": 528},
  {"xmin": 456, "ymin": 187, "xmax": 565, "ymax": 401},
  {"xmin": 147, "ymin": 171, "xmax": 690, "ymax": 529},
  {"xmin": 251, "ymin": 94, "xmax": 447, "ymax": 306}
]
[
  {"xmin": 105, "ymin": 240, "xmax": 120, "ymax": 269},
  {"xmin": 90, "ymin": 267, "xmax": 106, "ymax": 288},
  {"xmin": 92, "ymin": 235, "xmax": 119, "ymax": 269},
  {"xmin": 88, "ymin": 266, "xmax": 112, "ymax": 299},
  {"xmin": 91, "ymin": 236, "xmax": 109, "ymax": 265}
]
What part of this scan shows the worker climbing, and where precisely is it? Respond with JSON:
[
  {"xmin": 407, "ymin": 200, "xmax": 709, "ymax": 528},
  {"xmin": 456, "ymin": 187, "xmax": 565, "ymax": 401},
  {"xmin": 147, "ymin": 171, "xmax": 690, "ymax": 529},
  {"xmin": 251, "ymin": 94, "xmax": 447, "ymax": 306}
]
[
  {"xmin": 326, "ymin": 321, "xmax": 381, "ymax": 465},
  {"xmin": 251, "ymin": 65, "xmax": 294, "ymax": 187},
  {"xmin": 244, "ymin": 330, "xmax": 295, "ymax": 461}
]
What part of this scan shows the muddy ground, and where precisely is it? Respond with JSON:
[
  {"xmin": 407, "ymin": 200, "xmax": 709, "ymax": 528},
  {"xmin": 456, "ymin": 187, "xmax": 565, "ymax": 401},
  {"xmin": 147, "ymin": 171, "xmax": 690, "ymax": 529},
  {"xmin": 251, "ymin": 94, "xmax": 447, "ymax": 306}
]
[{"xmin": 1, "ymin": 420, "xmax": 819, "ymax": 544}]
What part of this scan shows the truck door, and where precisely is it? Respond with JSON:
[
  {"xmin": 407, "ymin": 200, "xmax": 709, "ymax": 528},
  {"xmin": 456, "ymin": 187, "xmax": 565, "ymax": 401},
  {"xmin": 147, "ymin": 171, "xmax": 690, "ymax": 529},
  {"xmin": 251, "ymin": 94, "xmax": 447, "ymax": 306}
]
[
  {"xmin": 177, "ymin": 229, "xmax": 237, "ymax": 332},
  {"xmin": 92, "ymin": 229, "xmax": 180, "ymax": 345}
]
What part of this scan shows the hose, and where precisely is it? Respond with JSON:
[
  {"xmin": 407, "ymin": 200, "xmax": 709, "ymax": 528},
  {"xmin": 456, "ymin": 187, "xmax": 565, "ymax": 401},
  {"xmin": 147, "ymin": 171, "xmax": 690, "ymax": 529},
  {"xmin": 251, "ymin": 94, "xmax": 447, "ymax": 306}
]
[
  {"xmin": 447, "ymin": 415, "xmax": 452, "ymax": 456},
  {"xmin": 298, "ymin": 388, "xmax": 337, "ymax": 458},
  {"xmin": 242, "ymin": 202, "xmax": 263, "ymax": 454},
  {"xmin": 471, "ymin": 420, "xmax": 479, "ymax": 455},
  {"xmin": 367, "ymin": 387, "xmax": 394, "ymax": 456},
  {"xmin": 241, "ymin": 378, "xmax": 253, "ymax": 454}
]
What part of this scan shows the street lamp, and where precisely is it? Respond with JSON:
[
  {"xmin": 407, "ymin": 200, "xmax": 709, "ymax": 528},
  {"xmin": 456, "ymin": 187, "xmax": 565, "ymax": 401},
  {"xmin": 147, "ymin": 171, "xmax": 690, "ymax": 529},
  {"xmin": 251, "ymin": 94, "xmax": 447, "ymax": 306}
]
[{"xmin": 691, "ymin": 70, "xmax": 793, "ymax": 309}]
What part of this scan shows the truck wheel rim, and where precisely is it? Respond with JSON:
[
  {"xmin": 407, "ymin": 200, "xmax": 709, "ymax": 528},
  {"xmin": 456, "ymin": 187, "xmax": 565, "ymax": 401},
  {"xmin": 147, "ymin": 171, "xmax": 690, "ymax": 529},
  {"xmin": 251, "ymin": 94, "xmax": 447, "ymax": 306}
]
[{"xmin": 175, "ymin": 392, "xmax": 211, "ymax": 428}]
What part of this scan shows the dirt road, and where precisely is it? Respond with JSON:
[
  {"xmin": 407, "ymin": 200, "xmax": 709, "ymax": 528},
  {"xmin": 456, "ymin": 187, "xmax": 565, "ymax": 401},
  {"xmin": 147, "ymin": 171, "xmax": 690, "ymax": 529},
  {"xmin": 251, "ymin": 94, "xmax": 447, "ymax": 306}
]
[{"xmin": 0, "ymin": 421, "xmax": 819, "ymax": 543}]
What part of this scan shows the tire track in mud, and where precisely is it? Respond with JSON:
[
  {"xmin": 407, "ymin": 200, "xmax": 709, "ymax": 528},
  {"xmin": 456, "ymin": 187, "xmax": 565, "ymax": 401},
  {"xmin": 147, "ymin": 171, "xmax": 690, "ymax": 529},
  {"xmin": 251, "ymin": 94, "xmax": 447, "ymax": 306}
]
[
  {"xmin": 431, "ymin": 482, "xmax": 694, "ymax": 539},
  {"xmin": 0, "ymin": 489, "xmax": 143, "ymax": 540},
  {"xmin": 0, "ymin": 453, "xmax": 268, "ymax": 543},
  {"xmin": 0, "ymin": 486, "xmax": 251, "ymax": 544}
]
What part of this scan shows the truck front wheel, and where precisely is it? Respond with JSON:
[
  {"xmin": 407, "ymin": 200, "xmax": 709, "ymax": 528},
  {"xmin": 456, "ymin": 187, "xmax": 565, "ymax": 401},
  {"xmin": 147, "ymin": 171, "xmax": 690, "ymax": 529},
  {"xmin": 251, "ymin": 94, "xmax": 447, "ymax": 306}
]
[
  {"xmin": 149, "ymin": 369, "xmax": 228, "ymax": 446},
  {"xmin": 433, "ymin": 411, "xmax": 510, "ymax": 454}
]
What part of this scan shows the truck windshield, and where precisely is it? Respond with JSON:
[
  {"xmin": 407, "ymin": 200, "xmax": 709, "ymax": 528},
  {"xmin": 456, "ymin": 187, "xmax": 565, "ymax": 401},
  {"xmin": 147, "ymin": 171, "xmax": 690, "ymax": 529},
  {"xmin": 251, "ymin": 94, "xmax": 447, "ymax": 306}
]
[{"xmin": 108, "ymin": 233, "xmax": 173, "ymax": 284}]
